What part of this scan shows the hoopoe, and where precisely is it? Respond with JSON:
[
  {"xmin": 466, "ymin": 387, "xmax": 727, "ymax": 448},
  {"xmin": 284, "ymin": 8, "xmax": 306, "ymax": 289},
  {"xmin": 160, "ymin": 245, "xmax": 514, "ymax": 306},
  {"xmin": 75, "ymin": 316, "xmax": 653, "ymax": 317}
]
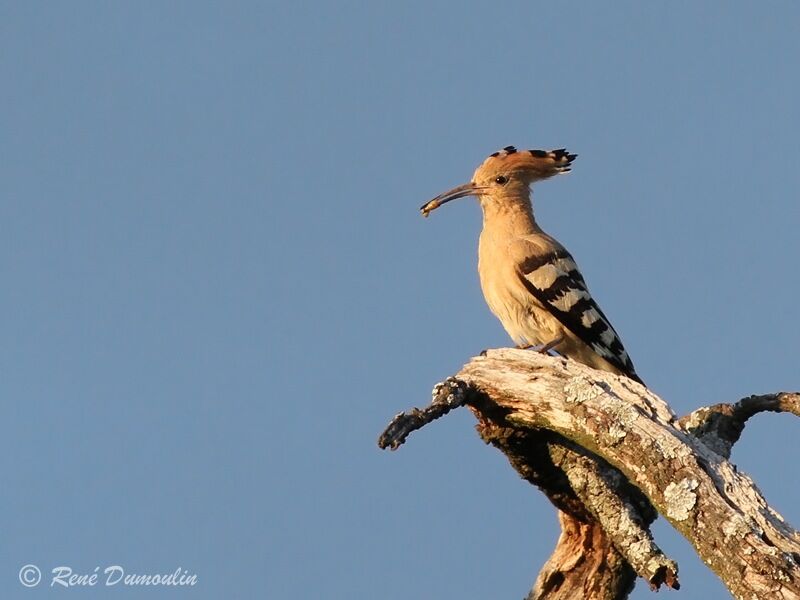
[{"xmin": 421, "ymin": 145, "xmax": 642, "ymax": 384}]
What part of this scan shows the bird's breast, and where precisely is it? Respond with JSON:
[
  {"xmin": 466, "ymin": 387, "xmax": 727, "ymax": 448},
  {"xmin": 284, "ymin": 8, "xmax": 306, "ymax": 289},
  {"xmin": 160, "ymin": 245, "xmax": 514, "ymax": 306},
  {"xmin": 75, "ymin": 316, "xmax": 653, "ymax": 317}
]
[{"xmin": 477, "ymin": 234, "xmax": 554, "ymax": 346}]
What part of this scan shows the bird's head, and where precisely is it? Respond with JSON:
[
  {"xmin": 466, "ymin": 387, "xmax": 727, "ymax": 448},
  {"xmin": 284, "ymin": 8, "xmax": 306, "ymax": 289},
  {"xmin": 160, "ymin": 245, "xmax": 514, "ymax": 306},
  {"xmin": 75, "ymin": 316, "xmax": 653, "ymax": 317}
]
[{"xmin": 420, "ymin": 146, "xmax": 577, "ymax": 217}]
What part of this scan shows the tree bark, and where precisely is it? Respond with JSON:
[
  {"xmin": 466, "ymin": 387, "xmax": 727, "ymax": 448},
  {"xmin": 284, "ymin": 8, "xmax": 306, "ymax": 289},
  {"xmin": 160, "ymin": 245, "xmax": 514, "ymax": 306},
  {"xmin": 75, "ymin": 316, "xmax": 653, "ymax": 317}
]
[
  {"xmin": 379, "ymin": 348, "xmax": 800, "ymax": 599},
  {"xmin": 531, "ymin": 511, "xmax": 634, "ymax": 600}
]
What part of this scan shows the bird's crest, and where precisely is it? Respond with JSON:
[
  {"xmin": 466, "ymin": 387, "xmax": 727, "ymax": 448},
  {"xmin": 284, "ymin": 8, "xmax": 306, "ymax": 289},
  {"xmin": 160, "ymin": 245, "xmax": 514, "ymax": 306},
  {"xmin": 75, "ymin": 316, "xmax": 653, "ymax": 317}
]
[{"xmin": 474, "ymin": 146, "xmax": 577, "ymax": 182}]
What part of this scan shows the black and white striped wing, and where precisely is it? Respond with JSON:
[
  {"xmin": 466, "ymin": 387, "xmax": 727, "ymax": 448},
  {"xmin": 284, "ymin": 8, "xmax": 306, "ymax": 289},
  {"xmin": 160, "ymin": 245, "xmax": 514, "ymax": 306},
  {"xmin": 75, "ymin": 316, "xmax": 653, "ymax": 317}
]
[{"xmin": 518, "ymin": 250, "xmax": 640, "ymax": 382}]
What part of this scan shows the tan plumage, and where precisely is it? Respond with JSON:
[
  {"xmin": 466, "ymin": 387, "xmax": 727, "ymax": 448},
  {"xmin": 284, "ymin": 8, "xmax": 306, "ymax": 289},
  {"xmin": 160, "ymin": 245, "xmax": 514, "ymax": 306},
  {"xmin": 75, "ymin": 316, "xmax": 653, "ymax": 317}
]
[{"xmin": 421, "ymin": 146, "xmax": 642, "ymax": 384}]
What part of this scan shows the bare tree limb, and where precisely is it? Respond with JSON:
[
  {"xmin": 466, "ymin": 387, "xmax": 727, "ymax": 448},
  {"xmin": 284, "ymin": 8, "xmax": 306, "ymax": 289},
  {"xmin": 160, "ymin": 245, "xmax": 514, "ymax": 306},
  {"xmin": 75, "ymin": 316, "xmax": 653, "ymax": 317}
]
[
  {"xmin": 679, "ymin": 392, "xmax": 800, "ymax": 458},
  {"xmin": 380, "ymin": 376, "xmax": 678, "ymax": 595},
  {"xmin": 378, "ymin": 378, "xmax": 468, "ymax": 450},
  {"xmin": 379, "ymin": 348, "xmax": 800, "ymax": 599}
]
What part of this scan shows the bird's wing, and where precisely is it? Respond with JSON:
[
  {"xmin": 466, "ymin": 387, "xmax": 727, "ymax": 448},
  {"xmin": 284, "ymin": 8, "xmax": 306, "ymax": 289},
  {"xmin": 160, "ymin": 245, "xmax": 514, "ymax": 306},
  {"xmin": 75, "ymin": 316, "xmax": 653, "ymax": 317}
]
[{"xmin": 517, "ymin": 247, "xmax": 641, "ymax": 382}]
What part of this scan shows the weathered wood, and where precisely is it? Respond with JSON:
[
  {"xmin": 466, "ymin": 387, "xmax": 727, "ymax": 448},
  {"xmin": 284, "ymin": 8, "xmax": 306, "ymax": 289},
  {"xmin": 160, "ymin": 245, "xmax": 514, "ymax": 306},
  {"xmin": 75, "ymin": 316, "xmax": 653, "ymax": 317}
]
[
  {"xmin": 380, "ymin": 348, "xmax": 800, "ymax": 599},
  {"xmin": 679, "ymin": 392, "xmax": 800, "ymax": 458},
  {"xmin": 530, "ymin": 511, "xmax": 635, "ymax": 600},
  {"xmin": 468, "ymin": 389, "xmax": 678, "ymax": 597}
]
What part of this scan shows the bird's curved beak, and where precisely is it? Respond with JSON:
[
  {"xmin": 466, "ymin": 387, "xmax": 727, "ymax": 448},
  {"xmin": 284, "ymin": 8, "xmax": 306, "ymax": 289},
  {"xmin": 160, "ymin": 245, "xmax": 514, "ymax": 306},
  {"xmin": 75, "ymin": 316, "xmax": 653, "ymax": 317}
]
[{"xmin": 420, "ymin": 182, "xmax": 489, "ymax": 217}]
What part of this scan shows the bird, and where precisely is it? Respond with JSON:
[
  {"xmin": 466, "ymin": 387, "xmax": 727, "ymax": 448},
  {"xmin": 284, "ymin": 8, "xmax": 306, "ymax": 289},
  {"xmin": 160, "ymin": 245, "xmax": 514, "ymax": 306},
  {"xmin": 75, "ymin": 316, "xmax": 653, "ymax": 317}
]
[{"xmin": 420, "ymin": 145, "xmax": 643, "ymax": 384}]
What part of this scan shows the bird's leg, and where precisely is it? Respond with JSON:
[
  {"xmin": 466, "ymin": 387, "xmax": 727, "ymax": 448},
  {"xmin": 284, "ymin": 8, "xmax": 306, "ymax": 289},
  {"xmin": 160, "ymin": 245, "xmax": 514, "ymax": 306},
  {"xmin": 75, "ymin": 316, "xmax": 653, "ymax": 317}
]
[
  {"xmin": 515, "ymin": 337, "xmax": 564, "ymax": 354},
  {"xmin": 535, "ymin": 336, "xmax": 564, "ymax": 354}
]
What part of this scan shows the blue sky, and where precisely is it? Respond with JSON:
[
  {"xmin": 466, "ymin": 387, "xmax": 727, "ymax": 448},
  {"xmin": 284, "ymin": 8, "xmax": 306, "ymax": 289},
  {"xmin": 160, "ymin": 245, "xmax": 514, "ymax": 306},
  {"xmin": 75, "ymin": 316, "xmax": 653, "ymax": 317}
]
[{"xmin": 2, "ymin": 2, "xmax": 799, "ymax": 598}]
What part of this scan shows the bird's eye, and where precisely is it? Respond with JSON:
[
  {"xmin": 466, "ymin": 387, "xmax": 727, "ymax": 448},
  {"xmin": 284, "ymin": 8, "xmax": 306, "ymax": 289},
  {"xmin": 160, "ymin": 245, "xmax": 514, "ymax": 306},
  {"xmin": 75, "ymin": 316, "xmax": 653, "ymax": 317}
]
[{"xmin": 495, "ymin": 175, "xmax": 508, "ymax": 185}]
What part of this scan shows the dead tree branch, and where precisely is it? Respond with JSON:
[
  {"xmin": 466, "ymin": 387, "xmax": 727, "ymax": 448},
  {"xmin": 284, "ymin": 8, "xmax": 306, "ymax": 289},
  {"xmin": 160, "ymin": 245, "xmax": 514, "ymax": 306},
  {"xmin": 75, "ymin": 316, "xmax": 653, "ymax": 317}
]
[
  {"xmin": 679, "ymin": 392, "xmax": 800, "ymax": 458},
  {"xmin": 379, "ymin": 349, "xmax": 800, "ymax": 599}
]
